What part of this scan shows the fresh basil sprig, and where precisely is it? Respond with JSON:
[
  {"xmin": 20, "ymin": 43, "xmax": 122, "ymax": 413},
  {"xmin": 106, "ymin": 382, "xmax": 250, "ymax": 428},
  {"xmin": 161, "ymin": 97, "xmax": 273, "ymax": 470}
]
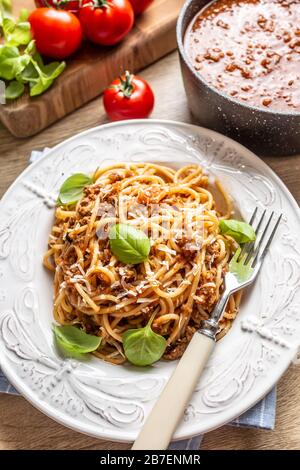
[
  {"xmin": 54, "ymin": 325, "xmax": 101, "ymax": 357},
  {"xmin": 219, "ymin": 219, "xmax": 256, "ymax": 244},
  {"xmin": 57, "ymin": 173, "xmax": 93, "ymax": 206},
  {"xmin": 0, "ymin": 9, "xmax": 66, "ymax": 100},
  {"xmin": 109, "ymin": 224, "xmax": 151, "ymax": 265},
  {"xmin": 122, "ymin": 318, "xmax": 167, "ymax": 367}
]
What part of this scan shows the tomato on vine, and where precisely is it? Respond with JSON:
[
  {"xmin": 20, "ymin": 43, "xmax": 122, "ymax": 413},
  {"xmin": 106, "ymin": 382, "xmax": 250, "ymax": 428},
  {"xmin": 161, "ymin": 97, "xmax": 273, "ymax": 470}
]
[
  {"xmin": 29, "ymin": 8, "xmax": 83, "ymax": 59},
  {"xmin": 79, "ymin": 0, "xmax": 134, "ymax": 46},
  {"xmin": 34, "ymin": 1, "xmax": 80, "ymax": 14},
  {"xmin": 103, "ymin": 71, "xmax": 155, "ymax": 121}
]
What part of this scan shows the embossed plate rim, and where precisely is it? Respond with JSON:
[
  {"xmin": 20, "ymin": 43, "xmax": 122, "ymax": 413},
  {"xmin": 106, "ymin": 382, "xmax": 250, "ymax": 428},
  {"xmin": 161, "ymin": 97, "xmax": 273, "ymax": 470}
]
[{"xmin": 0, "ymin": 119, "xmax": 300, "ymax": 442}]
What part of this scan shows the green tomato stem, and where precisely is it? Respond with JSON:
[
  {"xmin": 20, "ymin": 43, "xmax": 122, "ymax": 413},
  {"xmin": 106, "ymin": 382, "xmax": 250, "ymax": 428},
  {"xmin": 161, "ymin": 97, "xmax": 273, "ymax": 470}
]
[
  {"xmin": 53, "ymin": 0, "xmax": 80, "ymax": 7},
  {"xmin": 93, "ymin": 0, "xmax": 109, "ymax": 8},
  {"xmin": 112, "ymin": 70, "xmax": 134, "ymax": 99}
]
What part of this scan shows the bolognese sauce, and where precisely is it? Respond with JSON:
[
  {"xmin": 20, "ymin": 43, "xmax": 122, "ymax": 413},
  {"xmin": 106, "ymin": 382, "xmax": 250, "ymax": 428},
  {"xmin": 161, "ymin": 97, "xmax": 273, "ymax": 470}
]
[{"xmin": 184, "ymin": 0, "xmax": 300, "ymax": 111}]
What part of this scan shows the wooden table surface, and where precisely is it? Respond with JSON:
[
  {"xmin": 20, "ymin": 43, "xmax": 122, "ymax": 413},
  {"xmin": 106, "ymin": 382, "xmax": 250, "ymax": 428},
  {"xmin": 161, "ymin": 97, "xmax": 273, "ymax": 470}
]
[{"xmin": 1, "ymin": 51, "xmax": 300, "ymax": 450}]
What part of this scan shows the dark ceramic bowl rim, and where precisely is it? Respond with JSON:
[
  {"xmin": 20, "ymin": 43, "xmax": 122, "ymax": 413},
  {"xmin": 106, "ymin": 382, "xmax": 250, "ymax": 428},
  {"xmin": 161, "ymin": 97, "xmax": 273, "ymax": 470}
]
[{"xmin": 176, "ymin": 0, "xmax": 300, "ymax": 118}]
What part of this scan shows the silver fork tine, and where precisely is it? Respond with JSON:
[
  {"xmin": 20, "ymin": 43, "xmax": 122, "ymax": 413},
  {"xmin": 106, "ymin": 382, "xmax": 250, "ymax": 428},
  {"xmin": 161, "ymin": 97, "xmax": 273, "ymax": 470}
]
[
  {"xmin": 252, "ymin": 213, "xmax": 282, "ymax": 267},
  {"xmin": 249, "ymin": 207, "xmax": 258, "ymax": 225},
  {"xmin": 254, "ymin": 209, "xmax": 267, "ymax": 233},
  {"xmin": 242, "ymin": 209, "xmax": 266, "ymax": 263},
  {"xmin": 245, "ymin": 211, "xmax": 274, "ymax": 265},
  {"xmin": 238, "ymin": 207, "xmax": 258, "ymax": 261}
]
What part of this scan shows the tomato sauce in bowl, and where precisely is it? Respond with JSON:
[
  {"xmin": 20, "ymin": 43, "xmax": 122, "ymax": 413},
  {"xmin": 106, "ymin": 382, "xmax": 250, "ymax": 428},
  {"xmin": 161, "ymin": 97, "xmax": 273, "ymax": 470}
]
[{"xmin": 184, "ymin": 0, "xmax": 300, "ymax": 112}]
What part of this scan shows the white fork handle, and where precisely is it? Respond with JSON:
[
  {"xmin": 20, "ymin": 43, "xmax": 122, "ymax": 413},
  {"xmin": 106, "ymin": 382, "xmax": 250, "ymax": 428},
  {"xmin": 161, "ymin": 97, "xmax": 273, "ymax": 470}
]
[{"xmin": 132, "ymin": 332, "xmax": 215, "ymax": 450}]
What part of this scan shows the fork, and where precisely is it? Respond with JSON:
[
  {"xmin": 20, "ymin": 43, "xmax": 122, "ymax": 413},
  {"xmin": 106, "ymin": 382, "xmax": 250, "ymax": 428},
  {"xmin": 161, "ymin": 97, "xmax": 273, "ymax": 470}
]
[{"xmin": 132, "ymin": 208, "xmax": 282, "ymax": 450}]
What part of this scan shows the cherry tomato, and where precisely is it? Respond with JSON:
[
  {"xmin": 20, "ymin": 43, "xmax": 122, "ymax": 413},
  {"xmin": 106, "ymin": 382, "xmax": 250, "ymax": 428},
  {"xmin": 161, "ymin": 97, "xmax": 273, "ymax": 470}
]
[
  {"xmin": 129, "ymin": 0, "xmax": 153, "ymax": 15},
  {"xmin": 29, "ymin": 8, "xmax": 83, "ymax": 59},
  {"xmin": 34, "ymin": 1, "xmax": 80, "ymax": 14},
  {"xmin": 103, "ymin": 71, "xmax": 155, "ymax": 121},
  {"xmin": 79, "ymin": 0, "xmax": 134, "ymax": 46}
]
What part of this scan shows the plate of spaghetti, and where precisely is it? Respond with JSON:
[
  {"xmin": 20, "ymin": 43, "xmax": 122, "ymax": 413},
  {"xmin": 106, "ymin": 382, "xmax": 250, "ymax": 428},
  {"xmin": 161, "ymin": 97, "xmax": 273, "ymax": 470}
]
[
  {"xmin": 45, "ymin": 162, "xmax": 242, "ymax": 365},
  {"xmin": 0, "ymin": 120, "xmax": 299, "ymax": 442}
]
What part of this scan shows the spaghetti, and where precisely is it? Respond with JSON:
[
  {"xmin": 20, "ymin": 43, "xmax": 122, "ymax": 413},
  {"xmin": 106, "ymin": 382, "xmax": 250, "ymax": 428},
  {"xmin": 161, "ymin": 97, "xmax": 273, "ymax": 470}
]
[{"xmin": 44, "ymin": 163, "xmax": 241, "ymax": 364}]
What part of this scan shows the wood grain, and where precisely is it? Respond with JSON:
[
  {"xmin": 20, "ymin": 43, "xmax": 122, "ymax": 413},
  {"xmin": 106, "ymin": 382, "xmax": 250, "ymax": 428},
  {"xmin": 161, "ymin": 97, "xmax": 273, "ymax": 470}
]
[
  {"xmin": 0, "ymin": 0, "xmax": 184, "ymax": 138},
  {"xmin": 0, "ymin": 51, "xmax": 299, "ymax": 450}
]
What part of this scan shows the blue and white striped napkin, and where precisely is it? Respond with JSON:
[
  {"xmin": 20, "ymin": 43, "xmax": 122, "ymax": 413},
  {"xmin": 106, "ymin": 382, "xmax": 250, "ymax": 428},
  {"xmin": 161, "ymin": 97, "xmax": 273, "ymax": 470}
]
[
  {"xmin": 170, "ymin": 388, "xmax": 277, "ymax": 449},
  {"xmin": 0, "ymin": 148, "xmax": 277, "ymax": 449}
]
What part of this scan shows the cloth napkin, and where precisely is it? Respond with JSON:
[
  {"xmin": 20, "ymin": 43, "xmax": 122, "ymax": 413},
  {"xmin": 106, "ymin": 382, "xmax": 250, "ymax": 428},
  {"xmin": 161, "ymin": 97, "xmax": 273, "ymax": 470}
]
[{"xmin": 0, "ymin": 148, "xmax": 277, "ymax": 449}]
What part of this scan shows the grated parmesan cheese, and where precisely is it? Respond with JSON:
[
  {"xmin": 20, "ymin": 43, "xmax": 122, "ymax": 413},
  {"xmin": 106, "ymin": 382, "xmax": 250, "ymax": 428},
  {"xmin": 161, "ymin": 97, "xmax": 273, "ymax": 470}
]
[{"xmin": 157, "ymin": 246, "xmax": 177, "ymax": 256}]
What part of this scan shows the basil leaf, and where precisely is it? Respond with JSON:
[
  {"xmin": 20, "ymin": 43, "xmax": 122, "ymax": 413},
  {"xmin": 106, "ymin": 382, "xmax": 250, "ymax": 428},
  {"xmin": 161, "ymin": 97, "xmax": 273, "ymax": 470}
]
[
  {"xmin": 2, "ymin": 17, "xmax": 14, "ymax": 37},
  {"xmin": 57, "ymin": 173, "xmax": 93, "ymax": 206},
  {"xmin": 17, "ymin": 59, "xmax": 37, "ymax": 82},
  {"xmin": 19, "ymin": 52, "xmax": 66, "ymax": 97},
  {"xmin": 122, "ymin": 324, "xmax": 167, "ymax": 366},
  {"xmin": 229, "ymin": 247, "xmax": 253, "ymax": 282},
  {"xmin": 8, "ymin": 21, "xmax": 31, "ymax": 46},
  {"xmin": 0, "ymin": 0, "xmax": 12, "ymax": 27},
  {"xmin": 219, "ymin": 219, "xmax": 256, "ymax": 244},
  {"xmin": 54, "ymin": 325, "xmax": 101, "ymax": 356},
  {"xmin": 3, "ymin": 16, "xmax": 31, "ymax": 47},
  {"xmin": 0, "ymin": 0, "xmax": 11, "ymax": 13},
  {"xmin": 18, "ymin": 9, "xmax": 29, "ymax": 23},
  {"xmin": 0, "ymin": 45, "xmax": 30, "ymax": 80},
  {"xmin": 109, "ymin": 224, "xmax": 151, "ymax": 265},
  {"xmin": 5, "ymin": 80, "xmax": 24, "ymax": 99},
  {"xmin": 30, "ymin": 57, "xmax": 66, "ymax": 96}
]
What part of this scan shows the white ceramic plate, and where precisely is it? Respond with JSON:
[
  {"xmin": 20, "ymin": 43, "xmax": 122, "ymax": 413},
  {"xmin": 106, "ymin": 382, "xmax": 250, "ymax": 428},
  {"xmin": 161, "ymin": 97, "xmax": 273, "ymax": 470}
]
[{"xmin": 1, "ymin": 120, "xmax": 300, "ymax": 442}]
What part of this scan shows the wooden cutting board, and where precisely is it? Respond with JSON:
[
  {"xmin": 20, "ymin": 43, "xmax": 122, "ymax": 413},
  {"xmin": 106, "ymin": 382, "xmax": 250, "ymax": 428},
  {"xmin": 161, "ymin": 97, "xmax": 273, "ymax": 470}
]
[{"xmin": 0, "ymin": 0, "xmax": 184, "ymax": 137}]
